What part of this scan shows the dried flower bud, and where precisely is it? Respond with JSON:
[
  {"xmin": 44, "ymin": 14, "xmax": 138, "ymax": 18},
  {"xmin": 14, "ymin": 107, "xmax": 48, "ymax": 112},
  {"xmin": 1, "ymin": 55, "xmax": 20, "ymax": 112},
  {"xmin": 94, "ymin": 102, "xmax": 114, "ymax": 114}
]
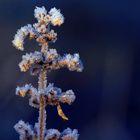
[
  {"xmin": 61, "ymin": 53, "xmax": 83, "ymax": 72},
  {"xmin": 30, "ymin": 64, "xmax": 42, "ymax": 76},
  {"xmin": 45, "ymin": 129, "xmax": 60, "ymax": 140},
  {"xmin": 34, "ymin": 6, "xmax": 47, "ymax": 22},
  {"xmin": 14, "ymin": 121, "xmax": 35, "ymax": 140},
  {"xmin": 16, "ymin": 84, "xmax": 37, "ymax": 97},
  {"xmin": 29, "ymin": 94, "xmax": 40, "ymax": 108},
  {"xmin": 46, "ymin": 53, "xmax": 83, "ymax": 72},
  {"xmin": 34, "ymin": 23, "xmax": 47, "ymax": 34},
  {"xmin": 61, "ymin": 128, "xmax": 79, "ymax": 140},
  {"xmin": 12, "ymin": 34, "xmax": 24, "ymax": 51},
  {"xmin": 45, "ymin": 83, "xmax": 61, "ymax": 105},
  {"xmin": 59, "ymin": 90, "xmax": 76, "ymax": 105},
  {"xmin": 19, "ymin": 51, "xmax": 43, "ymax": 72},
  {"xmin": 46, "ymin": 30, "xmax": 57, "ymax": 42},
  {"xmin": 49, "ymin": 8, "xmax": 64, "ymax": 26},
  {"xmin": 12, "ymin": 24, "xmax": 36, "ymax": 51},
  {"xmin": 44, "ymin": 83, "xmax": 76, "ymax": 107},
  {"xmin": 45, "ymin": 49, "xmax": 58, "ymax": 62}
]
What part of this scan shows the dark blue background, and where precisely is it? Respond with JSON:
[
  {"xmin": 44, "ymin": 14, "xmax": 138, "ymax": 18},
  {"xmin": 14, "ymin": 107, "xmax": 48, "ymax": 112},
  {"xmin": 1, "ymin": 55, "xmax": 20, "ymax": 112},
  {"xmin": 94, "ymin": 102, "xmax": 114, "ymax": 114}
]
[{"xmin": 0, "ymin": 0, "xmax": 140, "ymax": 140}]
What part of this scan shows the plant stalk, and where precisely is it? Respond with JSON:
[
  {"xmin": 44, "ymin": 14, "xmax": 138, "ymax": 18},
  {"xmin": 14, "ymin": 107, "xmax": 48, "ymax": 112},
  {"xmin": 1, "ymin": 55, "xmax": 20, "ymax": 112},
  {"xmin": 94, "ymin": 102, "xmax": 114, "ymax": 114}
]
[{"xmin": 38, "ymin": 69, "xmax": 47, "ymax": 140}]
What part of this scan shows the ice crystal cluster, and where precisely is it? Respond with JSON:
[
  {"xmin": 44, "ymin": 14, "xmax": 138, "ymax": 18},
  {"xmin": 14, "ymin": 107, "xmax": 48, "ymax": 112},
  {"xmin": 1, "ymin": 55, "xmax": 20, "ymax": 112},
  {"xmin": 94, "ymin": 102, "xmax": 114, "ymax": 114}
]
[{"xmin": 12, "ymin": 6, "xmax": 83, "ymax": 140}]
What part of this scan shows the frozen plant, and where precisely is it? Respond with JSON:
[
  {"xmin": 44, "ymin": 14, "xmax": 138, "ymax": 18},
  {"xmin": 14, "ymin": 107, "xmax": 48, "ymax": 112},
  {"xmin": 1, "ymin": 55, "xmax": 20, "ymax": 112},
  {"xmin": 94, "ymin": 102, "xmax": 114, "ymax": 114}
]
[{"xmin": 12, "ymin": 6, "xmax": 83, "ymax": 140}]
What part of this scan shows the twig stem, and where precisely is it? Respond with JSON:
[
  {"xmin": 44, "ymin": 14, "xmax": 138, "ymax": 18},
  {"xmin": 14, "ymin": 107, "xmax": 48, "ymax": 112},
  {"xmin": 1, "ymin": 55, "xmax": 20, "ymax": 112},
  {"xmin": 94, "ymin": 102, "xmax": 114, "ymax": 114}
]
[{"xmin": 38, "ymin": 69, "xmax": 47, "ymax": 140}]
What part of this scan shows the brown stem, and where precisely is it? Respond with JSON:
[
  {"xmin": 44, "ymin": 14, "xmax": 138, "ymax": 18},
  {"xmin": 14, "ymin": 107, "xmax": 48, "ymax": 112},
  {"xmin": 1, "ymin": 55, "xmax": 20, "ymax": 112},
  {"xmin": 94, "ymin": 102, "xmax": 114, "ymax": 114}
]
[
  {"xmin": 38, "ymin": 70, "xmax": 47, "ymax": 140},
  {"xmin": 39, "ymin": 94, "xmax": 46, "ymax": 140}
]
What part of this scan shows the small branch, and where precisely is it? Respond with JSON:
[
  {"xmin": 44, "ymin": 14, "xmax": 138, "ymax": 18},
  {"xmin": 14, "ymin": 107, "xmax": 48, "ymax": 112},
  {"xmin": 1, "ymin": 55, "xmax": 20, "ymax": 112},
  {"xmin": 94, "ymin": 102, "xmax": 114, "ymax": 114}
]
[
  {"xmin": 39, "ymin": 94, "xmax": 46, "ymax": 140},
  {"xmin": 38, "ymin": 69, "xmax": 47, "ymax": 140}
]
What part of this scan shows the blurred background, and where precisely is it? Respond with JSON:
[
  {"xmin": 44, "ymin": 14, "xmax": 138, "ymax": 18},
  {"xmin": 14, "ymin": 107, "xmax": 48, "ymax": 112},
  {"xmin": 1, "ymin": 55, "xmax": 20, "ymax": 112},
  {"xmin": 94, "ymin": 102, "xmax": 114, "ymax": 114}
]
[{"xmin": 0, "ymin": 0, "xmax": 140, "ymax": 140}]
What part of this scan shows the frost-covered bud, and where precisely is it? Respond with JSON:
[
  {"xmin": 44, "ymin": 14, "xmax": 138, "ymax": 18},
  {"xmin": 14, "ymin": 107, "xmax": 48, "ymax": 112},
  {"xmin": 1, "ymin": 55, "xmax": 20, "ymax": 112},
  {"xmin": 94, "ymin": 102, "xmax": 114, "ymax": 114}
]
[
  {"xmin": 19, "ymin": 51, "xmax": 43, "ymax": 72},
  {"xmin": 26, "ymin": 24, "xmax": 36, "ymax": 39},
  {"xmin": 16, "ymin": 84, "xmax": 31, "ymax": 97},
  {"xmin": 46, "ymin": 30, "xmax": 57, "ymax": 42},
  {"xmin": 64, "ymin": 54, "xmax": 83, "ymax": 72},
  {"xmin": 61, "ymin": 128, "xmax": 79, "ymax": 140},
  {"xmin": 12, "ymin": 31, "xmax": 24, "ymax": 51},
  {"xmin": 14, "ymin": 120, "xmax": 35, "ymax": 140},
  {"xmin": 34, "ymin": 23, "xmax": 47, "ymax": 34},
  {"xmin": 45, "ymin": 83, "xmax": 61, "ymax": 105},
  {"xmin": 29, "ymin": 93, "xmax": 40, "ymax": 108},
  {"xmin": 16, "ymin": 84, "xmax": 39, "ymax": 108},
  {"xmin": 45, "ymin": 129, "xmax": 60, "ymax": 140},
  {"xmin": 46, "ymin": 53, "xmax": 83, "ymax": 72},
  {"xmin": 59, "ymin": 90, "xmax": 76, "ymax": 105},
  {"xmin": 30, "ymin": 64, "xmax": 42, "ymax": 76},
  {"xmin": 49, "ymin": 8, "xmax": 64, "ymax": 26},
  {"xmin": 12, "ymin": 24, "xmax": 36, "ymax": 51},
  {"xmin": 66, "ymin": 54, "xmax": 83, "ymax": 72},
  {"xmin": 34, "ymin": 6, "xmax": 47, "ymax": 22},
  {"xmin": 54, "ymin": 53, "xmax": 83, "ymax": 72},
  {"xmin": 45, "ymin": 49, "xmax": 58, "ymax": 62},
  {"xmin": 36, "ymin": 35, "xmax": 47, "ymax": 45},
  {"xmin": 16, "ymin": 84, "xmax": 37, "ymax": 97}
]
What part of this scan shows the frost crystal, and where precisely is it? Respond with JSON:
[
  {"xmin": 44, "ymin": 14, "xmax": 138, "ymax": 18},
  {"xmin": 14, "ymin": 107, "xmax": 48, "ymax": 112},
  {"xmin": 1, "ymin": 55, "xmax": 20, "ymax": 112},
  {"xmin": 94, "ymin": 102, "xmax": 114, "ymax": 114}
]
[
  {"xmin": 45, "ymin": 53, "xmax": 83, "ymax": 72},
  {"xmin": 45, "ymin": 129, "xmax": 60, "ymax": 140},
  {"xmin": 34, "ymin": 6, "xmax": 47, "ymax": 22},
  {"xmin": 59, "ymin": 90, "xmax": 76, "ymax": 105},
  {"xmin": 61, "ymin": 53, "xmax": 83, "ymax": 72},
  {"xmin": 46, "ymin": 30, "xmax": 57, "ymax": 42},
  {"xmin": 14, "ymin": 121, "xmax": 79, "ymax": 140},
  {"xmin": 44, "ymin": 84, "xmax": 75, "ymax": 106},
  {"xmin": 49, "ymin": 8, "xmax": 64, "ymax": 26},
  {"xmin": 29, "ymin": 92, "xmax": 40, "ymax": 108},
  {"xmin": 45, "ymin": 49, "xmax": 59, "ymax": 62},
  {"xmin": 30, "ymin": 64, "xmax": 42, "ymax": 76},
  {"xmin": 61, "ymin": 128, "xmax": 79, "ymax": 140},
  {"xmin": 19, "ymin": 51, "xmax": 43, "ymax": 72},
  {"xmin": 16, "ymin": 84, "xmax": 37, "ymax": 97},
  {"xmin": 16, "ymin": 84, "xmax": 39, "ymax": 108},
  {"xmin": 12, "ymin": 34, "xmax": 24, "ymax": 51},
  {"xmin": 12, "ymin": 24, "xmax": 35, "ymax": 50},
  {"xmin": 34, "ymin": 23, "xmax": 47, "ymax": 34},
  {"xmin": 14, "ymin": 120, "xmax": 35, "ymax": 140},
  {"xmin": 45, "ymin": 83, "xmax": 61, "ymax": 105}
]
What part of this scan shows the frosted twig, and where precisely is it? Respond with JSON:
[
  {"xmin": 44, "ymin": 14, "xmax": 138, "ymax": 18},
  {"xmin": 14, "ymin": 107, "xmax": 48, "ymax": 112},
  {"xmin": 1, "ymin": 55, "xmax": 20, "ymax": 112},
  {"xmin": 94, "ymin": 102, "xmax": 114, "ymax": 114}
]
[{"xmin": 13, "ymin": 6, "xmax": 83, "ymax": 140}]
